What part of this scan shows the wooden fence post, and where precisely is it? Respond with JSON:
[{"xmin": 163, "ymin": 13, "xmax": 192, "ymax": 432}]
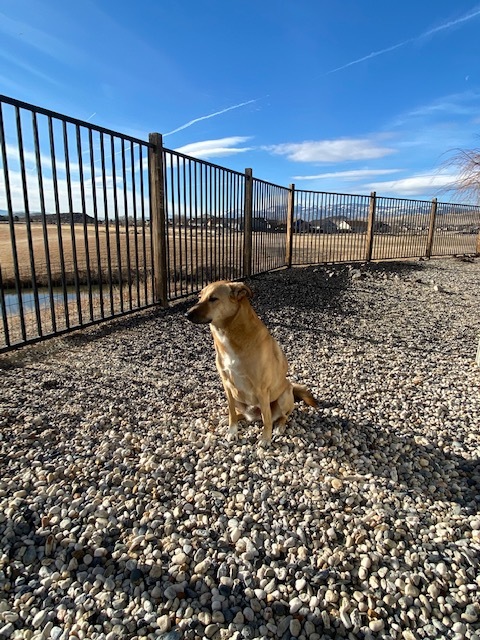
[
  {"xmin": 365, "ymin": 191, "xmax": 376, "ymax": 262},
  {"xmin": 476, "ymin": 230, "xmax": 480, "ymax": 255},
  {"xmin": 243, "ymin": 168, "xmax": 253, "ymax": 277},
  {"xmin": 148, "ymin": 133, "xmax": 168, "ymax": 307},
  {"xmin": 286, "ymin": 184, "xmax": 295, "ymax": 268},
  {"xmin": 426, "ymin": 197, "xmax": 438, "ymax": 259}
]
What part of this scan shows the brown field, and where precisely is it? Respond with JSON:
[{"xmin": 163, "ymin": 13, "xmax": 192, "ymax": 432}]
[
  {"xmin": 0, "ymin": 223, "xmax": 153, "ymax": 289},
  {"xmin": 1, "ymin": 223, "xmax": 478, "ymax": 290}
]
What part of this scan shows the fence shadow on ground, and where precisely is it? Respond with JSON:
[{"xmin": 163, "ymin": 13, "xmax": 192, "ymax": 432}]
[{"xmin": 249, "ymin": 261, "xmax": 425, "ymax": 314}]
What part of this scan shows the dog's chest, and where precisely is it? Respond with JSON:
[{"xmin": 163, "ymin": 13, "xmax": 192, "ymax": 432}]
[
  {"xmin": 220, "ymin": 350, "xmax": 242, "ymax": 380},
  {"xmin": 214, "ymin": 334, "xmax": 252, "ymax": 396}
]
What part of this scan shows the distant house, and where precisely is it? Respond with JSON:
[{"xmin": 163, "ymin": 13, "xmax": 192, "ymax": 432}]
[
  {"xmin": 251, "ymin": 217, "xmax": 270, "ymax": 232},
  {"xmin": 266, "ymin": 218, "xmax": 287, "ymax": 232},
  {"xmin": 293, "ymin": 218, "xmax": 311, "ymax": 233},
  {"xmin": 374, "ymin": 221, "xmax": 392, "ymax": 234},
  {"xmin": 337, "ymin": 219, "xmax": 368, "ymax": 233},
  {"xmin": 188, "ymin": 218, "xmax": 206, "ymax": 228},
  {"xmin": 310, "ymin": 219, "xmax": 339, "ymax": 233}
]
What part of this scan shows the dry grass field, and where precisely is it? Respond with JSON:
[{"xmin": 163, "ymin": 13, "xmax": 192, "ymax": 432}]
[
  {"xmin": 1, "ymin": 222, "xmax": 479, "ymax": 288},
  {"xmin": 1, "ymin": 223, "xmax": 478, "ymax": 290},
  {"xmin": 0, "ymin": 223, "xmax": 153, "ymax": 288}
]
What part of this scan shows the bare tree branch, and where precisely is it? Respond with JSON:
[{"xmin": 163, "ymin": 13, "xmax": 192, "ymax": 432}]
[{"xmin": 440, "ymin": 145, "xmax": 480, "ymax": 203}]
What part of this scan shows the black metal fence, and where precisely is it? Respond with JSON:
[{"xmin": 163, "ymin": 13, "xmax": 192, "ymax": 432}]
[
  {"xmin": 0, "ymin": 94, "xmax": 155, "ymax": 352},
  {"xmin": 1, "ymin": 94, "xmax": 480, "ymax": 353},
  {"xmin": 161, "ymin": 148, "xmax": 246, "ymax": 300}
]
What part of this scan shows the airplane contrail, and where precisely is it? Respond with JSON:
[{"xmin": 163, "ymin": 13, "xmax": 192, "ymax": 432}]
[
  {"xmin": 328, "ymin": 7, "xmax": 480, "ymax": 74},
  {"xmin": 163, "ymin": 99, "xmax": 258, "ymax": 137}
]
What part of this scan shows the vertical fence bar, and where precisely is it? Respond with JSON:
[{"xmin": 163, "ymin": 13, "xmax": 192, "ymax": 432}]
[
  {"xmin": 63, "ymin": 120, "xmax": 82, "ymax": 325},
  {"xmin": 0, "ymin": 103, "xmax": 26, "ymax": 342},
  {"xmin": 130, "ymin": 144, "xmax": 140, "ymax": 309},
  {"xmin": 243, "ymin": 168, "xmax": 253, "ymax": 277},
  {"xmin": 121, "ymin": 138, "xmax": 133, "ymax": 310},
  {"xmin": 90, "ymin": 129, "xmax": 104, "ymax": 319},
  {"xmin": 48, "ymin": 117, "xmax": 70, "ymax": 328},
  {"xmin": 138, "ymin": 145, "xmax": 150, "ymax": 305},
  {"xmin": 17, "ymin": 106, "xmax": 43, "ymax": 337},
  {"xmin": 365, "ymin": 191, "xmax": 376, "ymax": 262},
  {"xmin": 0, "ymin": 266, "xmax": 10, "ymax": 347},
  {"xmin": 100, "ymin": 132, "xmax": 115, "ymax": 315},
  {"xmin": 76, "ymin": 125, "xmax": 94, "ymax": 321},
  {"xmin": 425, "ymin": 197, "xmax": 438, "ymax": 259},
  {"xmin": 33, "ymin": 112, "xmax": 56, "ymax": 333},
  {"xmin": 148, "ymin": 133, "xmax": 168, "ymax": 307},
  {"xmin": 286, "ymin": 183, "xmax": 295, "ymax": 268},
  {"xmin": 110, "ymin": 136, "xmax": 124, "ymax": 312}
]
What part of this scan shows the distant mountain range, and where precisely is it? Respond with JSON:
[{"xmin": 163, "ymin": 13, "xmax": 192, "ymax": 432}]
[{"xmin": 0, "ymin": 211, "xmax": 97, "ymax": 224}]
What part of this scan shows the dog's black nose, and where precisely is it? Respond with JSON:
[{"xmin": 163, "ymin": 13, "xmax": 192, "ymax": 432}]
[{"xmin": 185, "ymin": 308, "xmax": 198, "ymax": 322}]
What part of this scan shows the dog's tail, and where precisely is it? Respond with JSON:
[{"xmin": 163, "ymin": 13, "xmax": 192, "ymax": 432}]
[{"xmin": 292, "ymin": 383, "xmax": 318, "ymax": 408}]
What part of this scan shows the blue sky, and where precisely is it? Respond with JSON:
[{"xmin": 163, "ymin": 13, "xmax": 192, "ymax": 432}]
[{"xmin": 1, "ymin": 0, "xmax": 480, "ymax": 200}]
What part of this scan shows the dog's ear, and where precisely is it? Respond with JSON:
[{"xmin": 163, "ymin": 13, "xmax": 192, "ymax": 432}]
[{"xmin": 230, "ymin": 282, "xmax": 253, "ymax": 301}]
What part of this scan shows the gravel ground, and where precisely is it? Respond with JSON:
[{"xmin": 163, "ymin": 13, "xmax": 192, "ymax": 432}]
[{"xmin": 0, "ymin": 257, "xmax": 479, "ymax": 640}]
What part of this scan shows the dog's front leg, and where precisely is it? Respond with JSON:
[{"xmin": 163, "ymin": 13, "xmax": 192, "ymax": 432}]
[
  {"xmin": 259, "ymin": 394, "xmax": 273, "ymax": 445},
  {"xmin": 223, "ymin": 384, "xmax": 241, "ymax": 437}
]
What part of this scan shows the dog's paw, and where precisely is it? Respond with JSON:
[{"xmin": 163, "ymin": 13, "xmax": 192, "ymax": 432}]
[
  {"xmin": 258, "ymin": 436, "xmax": 272, "ymax": 448},
  {"xmin": 227, "ymin": 424, "xmax": 239, "ymax": 439},
  {"xmin": 275, "ymin": 420, "xmax": 287, "ymax": 435}
]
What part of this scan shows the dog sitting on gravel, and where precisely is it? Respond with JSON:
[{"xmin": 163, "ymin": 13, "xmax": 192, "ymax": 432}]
[{"xmin": 186, "ymin": 280, "xmax": 317, "ymax": 444}]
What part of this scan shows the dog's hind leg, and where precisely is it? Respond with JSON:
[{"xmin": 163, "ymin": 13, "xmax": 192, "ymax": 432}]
[{"xmin": 272, "ymin": 385, "xmax": 295, "ymax": 435}]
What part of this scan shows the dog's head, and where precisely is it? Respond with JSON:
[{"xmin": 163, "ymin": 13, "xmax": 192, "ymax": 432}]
[{"xmin": 185, "ymin": 280, "xmax": 253, "ymax": 326}]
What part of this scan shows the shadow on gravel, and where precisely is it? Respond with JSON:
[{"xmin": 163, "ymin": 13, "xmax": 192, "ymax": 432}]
[
  {"xmin": 247, "ymin": 261, "xmax": 426, "ymax": 315},
  {"xmin": 1, "ymin": 260, "xmax": 429, "ymax": 368},
  {"xmin": 302, "ymin": 410, "xmax": 480, "ymax": 513}
]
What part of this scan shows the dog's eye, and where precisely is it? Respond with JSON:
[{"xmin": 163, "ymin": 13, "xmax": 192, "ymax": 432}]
[{"xmin": 209, "ymin": 296, "xmax": 218, "ymax": 302}]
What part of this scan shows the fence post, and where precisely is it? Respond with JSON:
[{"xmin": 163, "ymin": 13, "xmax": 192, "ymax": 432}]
[
  {"xmin": 148, "ymin": 133, "xmax": 168, "ymax": 307},
  {"xmin": 286, "ymin": 183, "xmax": 295, "ymax": 268},
  {"xmin": 476, "ymin": 230, "xmax": 480, "ymax": 255},
  {"xmin": 426, "ymin": 198, "xmax": 438, "ymax": 259},
  {"xmin": 243, "ymin": 168, "xmax": 253, "ymax": 277},
  {"xmin": 365, "ymin": 191, "xmax": 376, "ymax": 262}
]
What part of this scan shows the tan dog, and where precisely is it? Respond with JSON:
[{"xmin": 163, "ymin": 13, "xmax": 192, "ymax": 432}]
[{"xmin": 186, "ymin": 280, "xmax": 317, "ymax": 443}]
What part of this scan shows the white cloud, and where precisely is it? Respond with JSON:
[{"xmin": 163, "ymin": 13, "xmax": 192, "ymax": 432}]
[
  {"xmin": 366, "ymin": 172, "xmax": 457, "ymax": 196},
  {"xmin": 293, "ymin": 169, "xmax": 401, "ymax": 181},
  {"xmin": 267, "ymin": 138, "xmax": 395, "ymax": 163},
  {"xmin": 174, "ymin": 137, "xmax": 253, "ymax": 159},
  {"xmin": 397, "ymin": 90, "xmax": 480, "ymax": 123}
]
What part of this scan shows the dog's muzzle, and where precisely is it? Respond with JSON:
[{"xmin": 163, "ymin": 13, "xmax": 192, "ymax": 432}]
[{"xmin": 185, "ymin": 306, "xmax": 211, "ymax": 324}]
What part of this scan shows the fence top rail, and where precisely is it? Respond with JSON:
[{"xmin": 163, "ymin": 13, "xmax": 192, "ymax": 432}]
[
  {"xmin": 251, "ymin": 176, "xmax": 291, "ymax": 191},
  {"xmin": 296, "ymin": 188, "xmax": 371, "ymax": 199},
  {"xmin": 435, "ymin": 200, "xmax": 480, "ymax": 212},
  {"xmin": 163, "ymin": 145, "xmax": 245, "ymax": 178},
  {"xmin": 0, "ymin": 94, "xmax": 152, "ymax": 148},
  {"xmin": 376, "ymin": 194, "xmax": 480, "ymax": 211},
  {"xmin": 297, "ymin": 186, "xmax": 480, "ymax": 210}
]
